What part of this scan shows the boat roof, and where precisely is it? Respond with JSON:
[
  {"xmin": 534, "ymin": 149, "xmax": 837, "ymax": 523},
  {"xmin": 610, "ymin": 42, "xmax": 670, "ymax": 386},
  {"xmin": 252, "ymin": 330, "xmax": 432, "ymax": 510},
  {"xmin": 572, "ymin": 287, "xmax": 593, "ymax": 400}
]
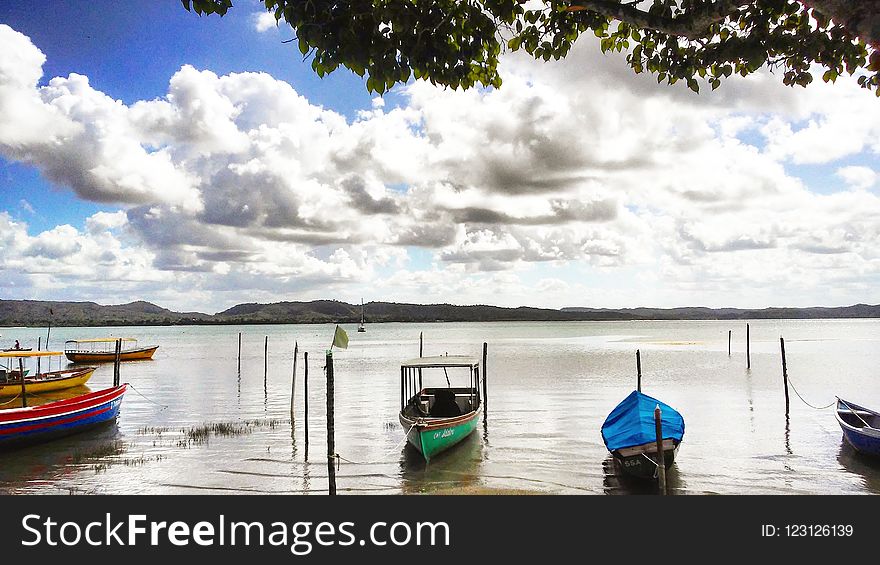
[
  {"xmin": 65, "ymin": 338, "xmax": 137, "ymax": 343},
  {"xmin": 401, "ymin": 355, "xmax": 480, "ymax": 369},
  {"xmin": 0, "ymin": 350, "xmax": 63, "ymax": 358}
]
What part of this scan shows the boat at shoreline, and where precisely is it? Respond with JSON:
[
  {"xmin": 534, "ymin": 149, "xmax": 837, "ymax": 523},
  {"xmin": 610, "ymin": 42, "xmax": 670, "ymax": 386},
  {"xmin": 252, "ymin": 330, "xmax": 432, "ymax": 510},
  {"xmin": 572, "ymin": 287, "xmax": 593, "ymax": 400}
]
[
  {"xmin": 64, "ymin": 338, "xmax": 158, "ymax": 363},
  {"xmin": 835, "ymin": 398, "xmax": 880, "ymax": 457},
  {"xmin": 0, "ymin": 351, "xmax": 96, "ymax": 398},
  {"xmin": 601, "ymin": 390, "xmax": 685, "ymax": 479},
  {"xmin": 398, "ymin": 355, "xmax": 483, "ymax": 462},
  {"xmin": 0, "ymin": 384, "xmax": 127, "ymax": 449}
]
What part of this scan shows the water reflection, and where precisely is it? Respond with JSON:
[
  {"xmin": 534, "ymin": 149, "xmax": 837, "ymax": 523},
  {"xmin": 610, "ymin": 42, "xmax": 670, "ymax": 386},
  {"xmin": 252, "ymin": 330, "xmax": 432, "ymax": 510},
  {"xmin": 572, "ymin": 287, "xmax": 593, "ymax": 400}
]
[
  {"xmin": 837, "ymin": 441, "xmax": 880, "ymax": 494},
  {"xmin": 400, "ymin": 433, "xmax": 483, "ymax": 494}
]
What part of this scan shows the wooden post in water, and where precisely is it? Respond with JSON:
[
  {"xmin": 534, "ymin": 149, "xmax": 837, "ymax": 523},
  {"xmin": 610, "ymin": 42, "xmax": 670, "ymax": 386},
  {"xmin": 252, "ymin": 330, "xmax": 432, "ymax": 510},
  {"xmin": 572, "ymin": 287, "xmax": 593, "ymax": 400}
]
[
  {"xmin": 326, "ymin": 350, "xmax": 337, "ymax": 496},
  {"xmin": 264, "ymin": 336, "xmax": 268, "ymax": 381},
  {"xmin": 636, "ymin": 349, "xmax": 642, "ymax": 392},
  {"xmin": 780, "ymin": 336, "xmax": 790, "ymax": 416},
  {"xmin": 746, "ymin": 323, "xmax": 751, "ymax": 369},
  {"xmin": 418, "ymin": 332, "xmax": 424, "ymax": 390},
  {"xmin": 113, "ymin": 338, "xmax": 122, "ymax": 387},
  {"xmin": 304, "ymin": 351, "xmax": 309, "ymax": 458},
  {"xmin": 237, "ymin": 332, "xmax": 242, "ymax": 373},
  {"xmin": 37, "ymin": 337, "xmax": 41, "ymax": 374},
  {"xmin": 728, "ymin": 330, "xmax": 731, "ymax": 356},
  {"xmin": 654, "ymin": 405, "xmax": 667, "ymax": 495},
  {"xmin": 290, "ymin": 341, "xmax": 298, "ymax": 421},
  {"xmin": 18, "ymin": 357, "xmax": 27, "ymax": 408},
  {"xmin": 482, "ymin": 342, "xmax": 488, "ymax": 416}
]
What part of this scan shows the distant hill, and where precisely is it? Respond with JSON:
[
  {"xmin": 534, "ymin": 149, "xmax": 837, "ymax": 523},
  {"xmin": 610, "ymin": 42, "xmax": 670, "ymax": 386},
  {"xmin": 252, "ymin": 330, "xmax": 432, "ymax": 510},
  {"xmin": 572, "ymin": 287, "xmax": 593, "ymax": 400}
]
[
  {"xmin": 0, "ymin": 299, "xmax": 877, "ymax": 327},
  {"xmin": 0, "ymin": 300, "xmax": 212, "ymax": 327},
  {"xmin": 560, "ymin": 304, "xmax": 880, "ymax": 320}
]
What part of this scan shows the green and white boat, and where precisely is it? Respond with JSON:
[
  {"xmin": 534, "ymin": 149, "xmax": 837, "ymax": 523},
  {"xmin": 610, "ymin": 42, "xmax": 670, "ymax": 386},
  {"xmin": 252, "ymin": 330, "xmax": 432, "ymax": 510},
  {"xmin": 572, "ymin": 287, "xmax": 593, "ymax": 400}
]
[{"xmin": 398, "ymin": 355, "xmax": 483, "ymax": 462}]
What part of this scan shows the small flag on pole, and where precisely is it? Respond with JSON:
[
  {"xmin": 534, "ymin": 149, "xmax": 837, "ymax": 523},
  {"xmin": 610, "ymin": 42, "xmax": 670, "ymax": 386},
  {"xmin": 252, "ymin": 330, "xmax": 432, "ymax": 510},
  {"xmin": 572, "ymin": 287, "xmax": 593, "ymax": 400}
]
[{"xmin": 331, "ymin": 325, "xmax": 349, "ymax": 350}]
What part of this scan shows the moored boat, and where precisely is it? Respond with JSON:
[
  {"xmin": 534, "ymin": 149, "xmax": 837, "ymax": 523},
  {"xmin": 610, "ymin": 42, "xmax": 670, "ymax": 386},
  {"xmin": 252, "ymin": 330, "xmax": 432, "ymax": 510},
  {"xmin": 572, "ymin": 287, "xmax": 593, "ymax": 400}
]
[
  {"xmin": 0, "ymin": 351, "xmax": 96, "ymax": 397},
  {"xmin": 0, "ymin": 384, "xmax": 126, "ymax": 449},
  {"xmin": 835, "ymin": 398, "xmax": 880, "ymax": 457},
  {"xmin": 601, "ymin": 390, "xmax": 685, "ymax": 479},
  {"xmin": 398, "ymin": 355, "xmax": 483, "ymax": 461},
  {"xmin": 64, "ymin": 338, "xmax": 158, "ymax": 363}
]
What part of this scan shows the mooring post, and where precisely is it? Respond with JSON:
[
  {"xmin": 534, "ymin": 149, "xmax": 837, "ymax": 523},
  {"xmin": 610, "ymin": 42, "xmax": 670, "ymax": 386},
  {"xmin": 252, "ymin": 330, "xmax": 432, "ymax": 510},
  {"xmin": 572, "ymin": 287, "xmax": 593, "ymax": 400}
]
[
  {"xmin": 18, "ymin": 357, "xmax": 27, "ymax": 408},
  {"xmin": 326, "ymin": 350, "xmax": 337, "ymax": 496},
  {"xmin": 264, "ymin": 336, "xmax": 268, "ymax": 382},
  {"xmin": 418, "ymin": 332, "xmax": 424, "ymax": 390},
  {"xmin": 304, "ymin": 351, "xmax": 309, "ymax": 458},
  {"xmin": 237, "ymin": 332, "xmax": 242, "ymax": 373},
  {"xmin": 113, "ymin": 338, "xmax": 122, "ymax": 387},
  {"xmin": 37, "ymin": 336, "xmax": 41, "ymax": 374},
  {"xmin": 780, "ymin": 336, "xmax": 790, "ymax": 416},
  {"xmin": 291, "ymin": 341, "xmax": 298, "ymax": 421},
  {"xmin": 728, "ymin": 330, "xmax": 731, "ymax": 356},
  {"xmin": 746, "ymin": 323, "xmax": 751, "ymax": 369},
  {"xmin": 482, "ymin": 342, "xmax": 488, "ymax": 416},
  {"xmin": 654, "ymin": 405, "xmax": 667, "ymax": 495},
  {"xmin": 636, "ymin": 349, "xmax": 642, "ymax": 392}
]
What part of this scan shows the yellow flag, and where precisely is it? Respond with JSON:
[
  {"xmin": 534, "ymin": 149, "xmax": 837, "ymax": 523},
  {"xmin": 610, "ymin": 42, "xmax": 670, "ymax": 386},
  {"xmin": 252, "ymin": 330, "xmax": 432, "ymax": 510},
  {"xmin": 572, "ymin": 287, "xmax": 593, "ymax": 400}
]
[{"xmin": 332, "ymin": 325, "xmax": 349, "ymax": 349}]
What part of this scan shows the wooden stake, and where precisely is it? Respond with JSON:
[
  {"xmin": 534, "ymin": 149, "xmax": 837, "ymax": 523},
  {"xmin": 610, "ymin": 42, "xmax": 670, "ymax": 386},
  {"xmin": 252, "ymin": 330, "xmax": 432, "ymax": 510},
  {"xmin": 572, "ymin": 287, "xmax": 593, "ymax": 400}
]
[
  {"xmin": 113, "ymin": 338, "xmax": 122, "ymax": 387},
  {"xmin": 326, "ymin": 351, "xmax": 337, "ymax": 495},
  {"xmin": 482, "ymin": 342, "xmax": 488, "ymax": 416},
  {"xmin": 290, "ymin": 341, "xmax": 298, "ymax": 421},
  {"xmin": 237, "ymin": 332, "xmax": 242, "ymax": 373},
  {"xmin": 636, "ymin": 349, "xmax": 642, "ymax": 392},
  {"xmin": 418, "ymin": 332, "xmax": 424, "ymax": 390},
  {"xmin": 264, "ymin": 336, "xmax": 268, "ymax": 382},
  {"xmin": 780, "ymin": 336, "xmax": 790, "ymax": 416},
  {"xmin": 37, "ymin": 337, "xmax": 41, "ymax": 374},
  {"xmin": 746, "ymin": 323, "xmax": 751, "ymax": 369},
  {"xmin": 654, "ymin": 405, "xmax": 667, "ymax": 495},
  {"xmin": 728, "ymin": 330, "xmax": 731, "ymax": 356},
  {"xmin": 304, "ymin": 351, "xmax": 309, "ymax": 458},
  {"xmin": 18, "ymin": 357, "xmax": 26, "ymax": 408}
]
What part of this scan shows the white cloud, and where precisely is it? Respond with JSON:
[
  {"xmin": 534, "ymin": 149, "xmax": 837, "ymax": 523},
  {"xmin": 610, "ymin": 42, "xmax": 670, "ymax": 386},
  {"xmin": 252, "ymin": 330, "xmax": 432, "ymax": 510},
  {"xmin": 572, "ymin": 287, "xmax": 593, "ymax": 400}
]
[
  {"xmin": 836, "ymin": 166, "xmax": 877, "ymax": 191},
  {"xmin": 251, "ymin": 11, "xmax": 277, "ymax": 33}
]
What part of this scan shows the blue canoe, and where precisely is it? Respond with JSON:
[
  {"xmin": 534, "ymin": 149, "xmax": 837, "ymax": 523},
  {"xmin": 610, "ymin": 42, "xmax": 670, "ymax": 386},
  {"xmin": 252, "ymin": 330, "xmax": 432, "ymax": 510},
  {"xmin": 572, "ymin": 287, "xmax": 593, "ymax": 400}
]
[
  {"xmin": 835, "ymin": 398, "xmax": 880, "ymax": 457},
  {"xmin": 601, "ymin": 390, "xmax": 685, "ymax": 478}
]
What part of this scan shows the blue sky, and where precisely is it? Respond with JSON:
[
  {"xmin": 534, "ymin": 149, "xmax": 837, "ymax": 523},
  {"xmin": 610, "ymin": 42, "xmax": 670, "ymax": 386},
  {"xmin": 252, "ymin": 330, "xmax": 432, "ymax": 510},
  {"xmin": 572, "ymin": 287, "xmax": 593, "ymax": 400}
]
[{"xmin": 0, "ymin": 2, "xmax": 878, "ymax": 313}]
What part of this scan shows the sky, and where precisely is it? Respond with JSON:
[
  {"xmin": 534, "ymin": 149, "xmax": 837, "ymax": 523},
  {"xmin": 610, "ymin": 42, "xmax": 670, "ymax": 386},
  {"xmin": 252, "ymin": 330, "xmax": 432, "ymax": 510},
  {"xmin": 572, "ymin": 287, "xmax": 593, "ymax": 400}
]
[{"xmin": 0, "ymin": 1, "xmax": 879, "ymax": 314}]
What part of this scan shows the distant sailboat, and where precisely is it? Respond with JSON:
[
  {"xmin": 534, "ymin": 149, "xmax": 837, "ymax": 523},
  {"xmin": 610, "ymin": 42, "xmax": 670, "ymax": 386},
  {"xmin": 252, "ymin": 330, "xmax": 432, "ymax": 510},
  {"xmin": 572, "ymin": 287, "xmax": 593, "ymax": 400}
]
[{"xmin": 358, "ymin": 299, "xmax": 366, "ymax": 332}]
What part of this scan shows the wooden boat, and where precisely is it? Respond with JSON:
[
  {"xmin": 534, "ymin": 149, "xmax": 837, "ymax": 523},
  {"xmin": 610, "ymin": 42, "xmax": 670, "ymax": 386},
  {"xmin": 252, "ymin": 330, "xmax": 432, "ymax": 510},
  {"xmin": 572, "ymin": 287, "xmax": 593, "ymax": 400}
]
[
  {"xmin": 0, "ymin": 384, "xmax": 126, "ymax": 449},
  {"xmin": 601, "ymin": 390, "xmax": 685, "ymax": 479},
  {"xmin": 0, "ymin": 351, "xmax": 96, "ymax": 397},
  {"xmin": 398, "ymin": 355, "xmax": 483, "ymax": 461},
  {"xmin": 357, "ymin": 299, "xmax": 366, "ymax": 333},
  {"xmin": 2, "ymin": 347, "xmax": 32, "ymax": 352},
  {"xmin": 64, "ymin": 338, "xmax": 158, "ymax": 363},
  {"xmin": 835, "ymin": 398, "xmax": 880, "ymax": 457}
]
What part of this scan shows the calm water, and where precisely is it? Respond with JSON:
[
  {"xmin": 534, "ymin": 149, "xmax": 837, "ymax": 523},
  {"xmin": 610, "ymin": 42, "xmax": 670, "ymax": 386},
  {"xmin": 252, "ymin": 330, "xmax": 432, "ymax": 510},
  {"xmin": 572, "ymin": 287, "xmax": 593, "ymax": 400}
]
[{"xmin": 1, "ymin": 320, "xmax": 878, "ymax": 495}]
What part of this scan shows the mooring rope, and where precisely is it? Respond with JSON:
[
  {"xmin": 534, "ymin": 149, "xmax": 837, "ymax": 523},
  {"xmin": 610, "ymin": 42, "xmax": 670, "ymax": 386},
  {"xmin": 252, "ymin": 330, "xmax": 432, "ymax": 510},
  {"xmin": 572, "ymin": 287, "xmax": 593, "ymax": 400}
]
[
  {"xmin": 0, "ymin": 393, "xmax": 22, "ymax": 406},
  {"xmin": 786, "ymin": 375, "xmax": 836, "ymax": 410},
  {"xmin": 126, "ymin": 383, "xmax": 169, "ymax": 410},
  {"xmin": 334, "ymin": 420, "xmax": 420, "ymax": 466}
]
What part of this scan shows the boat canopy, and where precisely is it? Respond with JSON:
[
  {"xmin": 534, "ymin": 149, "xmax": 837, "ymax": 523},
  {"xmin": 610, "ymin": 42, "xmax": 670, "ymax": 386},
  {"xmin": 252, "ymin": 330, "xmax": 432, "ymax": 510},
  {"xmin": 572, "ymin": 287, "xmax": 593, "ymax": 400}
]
[
  {"xmin": 65, "ymin": 338, "xmax": 137, "ymax": 343},
  {"xmin": 401, "ymin": 355, "xmax": 480, "ymax": 369},
  {"xmin": 0, "ymin": 350, "xmax": 63, "ymax": 358},
  {"xmin": 601, "ymin": 390, "xmax": 685, "ymax": 452}
]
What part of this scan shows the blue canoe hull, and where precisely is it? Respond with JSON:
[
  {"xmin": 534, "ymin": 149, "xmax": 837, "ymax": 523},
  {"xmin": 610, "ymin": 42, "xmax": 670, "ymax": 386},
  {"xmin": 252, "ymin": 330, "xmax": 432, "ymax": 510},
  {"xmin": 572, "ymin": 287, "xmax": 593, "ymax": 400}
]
[{"xmin": 836, "ymin": 398, "xmax": 880, "ymax": 457}]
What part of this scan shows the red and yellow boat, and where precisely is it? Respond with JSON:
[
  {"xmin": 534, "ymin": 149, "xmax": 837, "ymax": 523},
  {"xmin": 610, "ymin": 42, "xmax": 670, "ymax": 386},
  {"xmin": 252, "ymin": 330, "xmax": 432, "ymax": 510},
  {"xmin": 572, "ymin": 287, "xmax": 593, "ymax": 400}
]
[
  {"xmin": 64, "ymin": 338, "xmax": 158, "ymax": 363},
  {"xmin": 0, "ymin": 351, "xmax": 96, "ymax": 397}
]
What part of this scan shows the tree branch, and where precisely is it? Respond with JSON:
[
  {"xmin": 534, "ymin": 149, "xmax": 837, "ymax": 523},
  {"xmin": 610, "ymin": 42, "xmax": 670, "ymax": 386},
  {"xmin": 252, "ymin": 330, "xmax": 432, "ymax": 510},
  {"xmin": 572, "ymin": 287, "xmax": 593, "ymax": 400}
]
[{"xmin": 567, "ymin": 0, "xmax": 753, "ymax": 39}]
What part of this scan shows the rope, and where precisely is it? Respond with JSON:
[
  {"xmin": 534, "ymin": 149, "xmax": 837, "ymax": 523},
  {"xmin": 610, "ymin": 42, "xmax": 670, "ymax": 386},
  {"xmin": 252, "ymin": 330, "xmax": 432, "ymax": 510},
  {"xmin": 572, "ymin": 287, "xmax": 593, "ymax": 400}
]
[
  {"xmin": 125, "ymin": 383, "xmax": 169, "ymax": 410},
  {"xmin": 786, "ymin": 375, "xmax": 836, "ymax": 410},
  {"xmin": 0, "ymin": 393, "xmax": 22, "ymax": 406},
  {"xmin": 335, "ymin": 420, "xmax": 420, "ymax": 466}
]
